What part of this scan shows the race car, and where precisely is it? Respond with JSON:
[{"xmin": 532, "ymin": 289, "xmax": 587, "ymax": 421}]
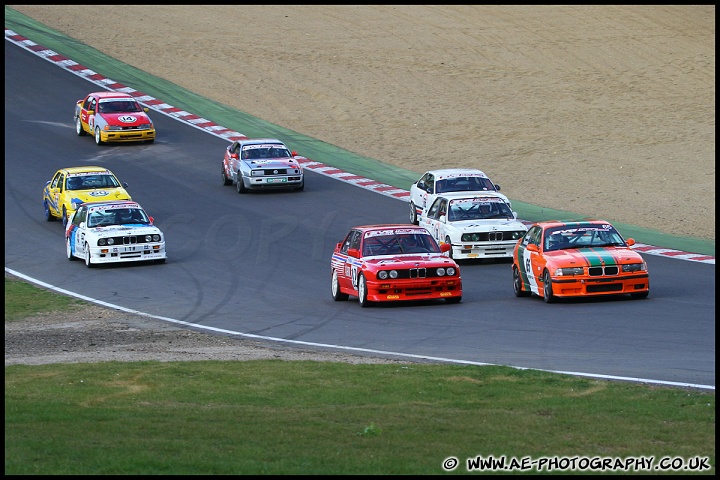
[
  {"xmin": 74, "ymin": 91, "xmax": 156, "ymax": 145},
  {"xmin": 512, "ymin": 219, "xmax": 650, "ymax": 303},
  {"xmin": 65, "ymin": 200, "xmax": 166, "ymax": 267},
  {"xmin": 420, "ymin": 192, "xmax": 527, "ymax": 260},
  {"xmin": 330, "ymin": 224, "xmax": 462, "ymax": 307},
  {"xmin": 409, "ymin": 168, "xmax": 509, "ymax": 225},
  {"xmin": 221, "ymin": 138, "xmax": 304, "ymax": 193},
  {"xmin": 43, "ymin": 166, "xmax": 132, "ymax": 227}
]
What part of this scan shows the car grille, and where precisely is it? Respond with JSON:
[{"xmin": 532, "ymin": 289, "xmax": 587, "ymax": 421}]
[
  {"xmin": 588, "ymin": 266, "xmax": 619, "ymax": 276},
  {"xmin": 386, "ymin": 268, "xmax": 454, "ymax": 279},
  {"xmin": 105, "ymin": 235, "xmax": 158, "ymax": 245},
  {"xmin": 260, "ymin": 168, "xmax": 288, "ymax": 175},
  {"xmin": 587, "ymin": 283, "xmax": 623, "ymax": 293},
  {"xmin": 461, "ymin": 230, "xmax": 525, "ymax": 242}
]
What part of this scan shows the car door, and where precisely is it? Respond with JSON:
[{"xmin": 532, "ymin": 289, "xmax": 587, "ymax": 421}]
[
  {"xmin": 79, "ymin": 95, "xmax": 97, "ymax": 132},
  {"xmin": 517, "ymin": 225, "xmax": 544, "ymax": 295},
  {"xmin": 422, "ymin": 196, "xmax": 448, "ymax": 244},
  {"xmin": 337, "ymin": 230, "xmax": 362, "ymax": 291},
  {"xmin": 66, "ymin": 205, "xmax": 87, "ymax": 257},
  {"xmin": 46, "ymin": 171, "xmax": 64, "ymax": 215}
]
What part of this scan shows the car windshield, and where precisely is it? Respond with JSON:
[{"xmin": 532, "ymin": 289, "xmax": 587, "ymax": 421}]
[
  {"xmin": 87, "ymin": 208, "xmax": 148, "ymax": 227},
  {"xmin": 241, "ymin": 146, "xmax": 291, "ymax": 159},
  {"xmin": 448, "ymin": 199, "xmax": 513, "ymax": 221},
  {"xmin": 436, "ymin": 176, "xmax": 495, "ymax": 194},
  {"xmin": 66, "ymin": 174, "xmax": 121, "ymax": 190},
  {"xmin": 362, "ymin": 232, "xmax": 439, "ymax": 256},
  {"xmin": 544, "ymin": 225, "xmax": 626, "ymax": 251},
  {"xmin": 98, "ymin": 100, "xmax": 141, "ymax": 113}
]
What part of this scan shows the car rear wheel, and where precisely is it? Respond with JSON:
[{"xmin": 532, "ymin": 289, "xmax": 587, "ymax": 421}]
[
  {"xmin": 222, "ymin": 165, "xmax": 232, "ymax": 186},
  {"xmin": 84, "ymin": 244, "xmax": 95, "ymax": 268},
  {"xmin": 357, "ymin": 273, "xmax": 371, "ymax": 307},
  {"xmin": 94, "ymin": 127, "xmax": 104, "ymax": 145},
  {"xmin": 66, "ymin": 237, "xmax": 76, "ymax": 261},
  {"xmin": 331, "ymin": 270, "xmax": 349, "ymax": 301},
  {"xmin": 542, "ymin": 270, "xmax": 555, "ymax": 303},
  {"xmin": 445, "ymin": 236, "xmax": 454, "ymax": 259},
  {"xmin": 75, "ymin": 116, "xmax": 86, "ymax": 136},
  {"xmin": 236, "ymin": 173, "xmax": 248, "ymax": 194},
  {"xmin": 513, "ymin": 266, "xmax": 530, "ymax": 297},
  {"xmin": 44, "ymin": 201, "xmax": 55, "ymax": 222},
  {"xmin": 409, "ymin": 202, "xmax": 418, "ymax": 225}
]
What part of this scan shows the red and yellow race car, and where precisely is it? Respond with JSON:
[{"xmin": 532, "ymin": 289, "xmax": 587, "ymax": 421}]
[
  {"xmin": 512, "ymin": 219, "xmax": 650, "ymax": 303},
  {"xmin": 74, "ymin": 91, "xmax": 155, "ymax": 145},
  {"xmin": 331, "ymin": 224, "xmax": 462, "ymax": 307}
]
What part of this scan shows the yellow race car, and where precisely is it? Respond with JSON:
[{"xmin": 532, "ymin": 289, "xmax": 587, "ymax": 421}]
[{"xmin": 43, "ymin": 166, "xmax": 132, "ymax": 226}]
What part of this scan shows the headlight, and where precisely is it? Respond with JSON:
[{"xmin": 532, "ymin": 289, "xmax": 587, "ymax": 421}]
[
  {"xmin": 106, "ymin": 238, "xmax": 114, "ymax": 245},
  {"xmin": 555, "ymin": 267, "xmax": 584, "ymax": 276},
  {"xmin": 461, "ymin": 233, "xmax": 480, "ymax": 242},
  {"xmin": 98, "ymin": 238, "xmax": 106, "ymax": 246},
  {"xmin": 138, "ymin": 123, "xmax": 153, "ymax": 129},
  {"xmin": 446, "ymin": 267, "xmax": 456, "ymax": 276},
  {"xmin": 251, "ymin": 170, "xmax": 263, "ymax": 176},
  {"xmin": 378, "ymin": 271, "xmax": 388, "ymax": 280},
  {"xmin": 145, "ymin": 235, "xmax": 152, "ymax": 242},
  {"xmin": 510, "ymin": 231, "xmax": 525, "ymax": 240},
  {"xmin": 105, "ymin": 125, "xmax": 122, "ymax": 131},
  {"xmin": 389, "ymin": 270, "xmax": 398, "ymax": 279},
  {"xmin": 437, "ymin": 267, "xmax": 446, "ymax": 276},
  {"xmin": 378, "ymin": 270, "xmax": 398, "ymax": 280},
  {"xmin": 622, "ymin": 263, "xmax": 646, "ymax": 272}
]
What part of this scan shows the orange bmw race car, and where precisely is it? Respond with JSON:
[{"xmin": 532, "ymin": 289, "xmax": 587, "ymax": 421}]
[
  {"xmin": 331, "ymin": 224, "xmax": 462, "ymax": 307},
  {"xmin": 512, "ymin": 220, "xmax": 650, "ymax": 303}
]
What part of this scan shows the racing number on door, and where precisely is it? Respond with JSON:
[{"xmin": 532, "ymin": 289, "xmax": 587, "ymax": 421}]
[{"xmin": 350, "ymin": 265, "xmax": 359, "ymax": 289}]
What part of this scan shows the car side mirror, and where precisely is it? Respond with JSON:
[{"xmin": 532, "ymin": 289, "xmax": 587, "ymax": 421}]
[
  {"xmin": 512, "ymin": 211, "xmax": 518, "ymax": 219},
  {"xmin": 440, "ymin": 243, "xmax": 451, "ymax": 253},
  {"xmin": 347, "ymin": 248, "xmax": 360, "ymax": 258},
  {"xmin": 87, "ymin": 109, "xmax": 95, "ymax": 115},
  {"xmin": 526, "ymin": 243, "xmax": 539, "ymax": 253},
  {"xmin": 626, "ymin": 238, "xmax": 635, "ymax": 247},
  {"xmin": 291, "ymin": 150, "xmax": 298, "ymax": 156},
  {"xmin": 494, "ymin": 184, "xmax": 501, "ymax": 191},
  {"xmin": 122, "ymin": 182, "xmax": 129, "ymax": 188},
  {"xmin": 143, "ymin": 107, "xmax": 149, "ymax": 113}
]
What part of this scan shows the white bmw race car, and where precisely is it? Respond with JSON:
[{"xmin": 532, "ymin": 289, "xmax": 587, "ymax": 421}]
[
  {"xmin": 65, "ymin": 200, "xmax": 167, "ymax": 267},
  {"xmin": 420, "ymin": 192, "xmax": 527, "ymax": 260}
]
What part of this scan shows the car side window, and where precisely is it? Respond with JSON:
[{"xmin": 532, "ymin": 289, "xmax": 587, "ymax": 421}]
[
  {"xmin": 72, "ymin": 207, "xmax": 86, "ymax": 226},
  {"xmin": 524, "ymin": 226, "xmax": 541, "ymax": 247},
  {"xmin": 50, "ymin": 172, "xmax": 62, "ymax": 190},
  {"xmin": 89, "ymin": 98, "xmax": 97, "ymax": 112},
  {"xmin": 427, "ymin": 198, "xmax": 442, "ymax": 219},
  {"xmin": 349, "ymin": 231, "xmax": 361, "ymax": 251}
]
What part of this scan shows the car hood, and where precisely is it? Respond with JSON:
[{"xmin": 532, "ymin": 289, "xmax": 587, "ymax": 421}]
[
  {"xmin": 242, "ymin": 158, "xmax": 303, "ymax": 170},
  {"xmin": 98, "ymin": 112, "xmax": 152, "ymax": 127},
  {"xmin": 545, "ymin": 247, "xmax": 644, "ymax": 266},
  {"xmin": 363, "ymin": 254, "xmax": 457, "ymax": 267},
  {"xmin": 88, "ymin": 225, "xmax": 162, "ymax": 237},
  {"xmin": 449, "ymin": 218, "xmax": 526, "ymax": 231},
  {"xmin": 69, "ymin": 189, "xmax": 131, "ymax": 207}
]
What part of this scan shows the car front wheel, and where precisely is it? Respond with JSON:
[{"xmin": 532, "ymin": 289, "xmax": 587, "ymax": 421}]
[
  {"xmin": 513, "ymin": 266, "xmax": 530, "ymax": 297},
  {"xmin": 84, "ymin": 244, "xmax": 95, "ymax": 268},
  {"xmin": 62, "ymin": 206, "xmax": 68, "ymax": 227},
  {"xmin": 94, "ymin": 127, "xmax": 104, "ymax": 145},
  {"xmin": 357, "ymin": 273, "xmax": 371, "ymax": 307},
  {"xmin": 542, "ymin": 270, "xmax": 555, "ymax": 303},
  {"xmin": 66, "ymin": 237, "xmax": 76, "ymax": 261},
  {"xmin": 236, "ymin": 174, "xmax": 248, "ymax": 194},
  {"xmin": 331, "ymin": 270, "xmax": 349, "ymax": 301},
  {"xmin": 75, "ymin": 116, "xmax": 86, "ymax": 136},
  {"xmin": 409, "ymin": 202, "xmax": 418, "ymax": 224}
]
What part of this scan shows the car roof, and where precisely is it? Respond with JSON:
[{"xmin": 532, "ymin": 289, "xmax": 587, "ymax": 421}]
[
  {"xmin": 425, "ymin": 168, "xmax": 490, "ymax": 179},
  {"xmin": 437, "ymin": 191, "xmax": 506, "ymax": 201},
  {"xmin": 60, "ymin": 166, "xmax": 115, "ymax": 175},
  {"xmin": 534, "ymin": 219, "xmax": 612, "ymax": 229},
  {"xmin": 81, "ymin": 200, "xmax": 141, "ymax": 210},
  {"xmin": 88, "ymin": 91, "xmax": 135, "ymax": 100},
  {"xmin": 354, "ymin": 224, "xmax": 430, "ymax": 233},
  {"xmin": 239, "ymin": 138, "xmax": 285, "ymax": 146}
]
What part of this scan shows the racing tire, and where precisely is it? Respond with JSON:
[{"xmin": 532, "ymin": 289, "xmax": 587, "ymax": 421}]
[
  {"xmin": 445, "ymin": 296, "xmax": 462, "ymax": 304},
  {"xmin": 409, "ymin": 202, "xmax": 418, "ymax": 225},
  {"xmin": 357, "ymin": 273, "xmax": 371, "ymax": 308},
  {"xmin": 62, "ymin": 206, "xmax": 68, "ymax": 228},
  {"xmin": 94, "ymin": 127, "xmax": 104, "ymax": 145},
  {"xmin": 542, "ymin": 270, "xmax": 556, "ymax": 303},
  {"xmin": 294, "ymin": 181, "xmax": 305, "ymax": 192},
  {"xmin": 84, "ymin": 244, "xmax": 95, "ymax": 268},
  {"xmin": 631, "ymin": 290, "xmax": 649, "ymax": 300},
  {"xmin": 222, "ymin": 166, "xmax": 232, "ymax": 186},
  {"xmin": 154, "ymin": 258, "xmax": 167, "ymax": 264},
  {"xmin": 513, "ymin": 266, "xmax": 530, "ymax": 297},
  {"xmin": 236, "ymin": 174, "xmax": 248, "ymax": 194},
  {"xmin": 331, "ymin": 270, "xmax": 349, "ymax": 301},
  {"xmin": 145, "ymin": 139, "xmax": 155, "ymax": 144},
  {"xmin": 75, "ymin": 116, "xmax": 87, "ymax": 136},
  {"xmin": 66, "ymin": 237, "xmax": 76, "ymax": 261},
  {"xmin": 44, "ymin": 201, "xmax": 55, "ymax": 222}
]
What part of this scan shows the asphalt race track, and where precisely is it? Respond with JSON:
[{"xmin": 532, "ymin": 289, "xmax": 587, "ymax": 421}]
[{"xmin": 4, "ymin": 40, "xmax": 715, "ymax": 390}]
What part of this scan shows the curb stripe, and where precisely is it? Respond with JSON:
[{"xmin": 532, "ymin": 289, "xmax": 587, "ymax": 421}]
[{"xmin": 6, "ymin": 28, "xmax": 714, "ymax": 265}]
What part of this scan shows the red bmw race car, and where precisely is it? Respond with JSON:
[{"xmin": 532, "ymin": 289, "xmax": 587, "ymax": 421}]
[
  {"xmin": 512, "ymin": 219, "xmax": 650, "ymax": 303},
  {"xmin": 331, "ymin": 224, "xmax": 462, "ymax": 307},
  {"xmin": 74, "ymin": 91, "xmax": 156, "ymax": 145}
]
